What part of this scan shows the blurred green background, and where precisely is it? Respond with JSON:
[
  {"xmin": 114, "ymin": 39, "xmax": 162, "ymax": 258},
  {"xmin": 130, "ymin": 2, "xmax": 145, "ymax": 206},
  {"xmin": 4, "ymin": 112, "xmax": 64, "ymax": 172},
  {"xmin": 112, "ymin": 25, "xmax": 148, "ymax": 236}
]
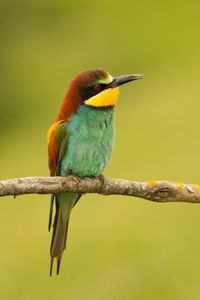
[{"xmin": 1, "ymin": 0, "xmax": 200, "ymax": 299}]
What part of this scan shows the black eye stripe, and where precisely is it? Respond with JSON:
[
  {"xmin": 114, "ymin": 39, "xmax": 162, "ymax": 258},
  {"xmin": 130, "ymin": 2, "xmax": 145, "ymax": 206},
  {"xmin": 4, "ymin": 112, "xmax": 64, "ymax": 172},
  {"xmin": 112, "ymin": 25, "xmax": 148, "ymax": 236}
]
[{"xmin": 80, "ymin": 83, "xmax": 107, "ymax": 101}]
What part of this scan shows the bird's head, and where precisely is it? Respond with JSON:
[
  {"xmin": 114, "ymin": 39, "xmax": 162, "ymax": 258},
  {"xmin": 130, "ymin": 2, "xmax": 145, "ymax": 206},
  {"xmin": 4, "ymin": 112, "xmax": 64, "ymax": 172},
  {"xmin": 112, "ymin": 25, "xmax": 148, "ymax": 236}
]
[
  {"xmin": 72, "ymin": 68, "xmax": 143, "ymax": 108},
  {"xmin": 56, "ymin": 69, "xmax": 143, "ymax": 121}
]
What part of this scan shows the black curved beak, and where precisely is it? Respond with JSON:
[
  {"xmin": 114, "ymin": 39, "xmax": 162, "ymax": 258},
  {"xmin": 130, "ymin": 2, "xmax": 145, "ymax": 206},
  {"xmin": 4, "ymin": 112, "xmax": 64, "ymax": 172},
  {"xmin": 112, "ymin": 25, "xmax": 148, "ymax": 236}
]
[{"xmin": 107, "ymin": 74, "xmax": 143, "ymax": 88}]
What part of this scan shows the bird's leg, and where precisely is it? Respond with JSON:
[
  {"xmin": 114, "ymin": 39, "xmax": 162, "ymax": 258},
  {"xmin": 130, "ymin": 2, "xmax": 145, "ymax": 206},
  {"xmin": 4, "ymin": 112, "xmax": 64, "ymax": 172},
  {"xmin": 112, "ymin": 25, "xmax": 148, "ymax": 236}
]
[
  {"xmin": 99, "ymin": 174, "xmax": 106, "ymax": 189},
  {"xmin": 68, "ymin": 175, "xmax": 80, "ymax": 187}
]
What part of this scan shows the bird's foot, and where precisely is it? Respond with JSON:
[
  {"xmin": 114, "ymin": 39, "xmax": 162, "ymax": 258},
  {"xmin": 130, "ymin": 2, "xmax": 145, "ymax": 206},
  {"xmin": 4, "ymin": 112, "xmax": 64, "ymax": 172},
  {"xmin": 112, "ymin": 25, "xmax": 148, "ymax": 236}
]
[
  {"xmin": 99, "ymin": 174, "xmax": 106, "ymax": 189},
  {"xmin": 68, "ymin": 175, "xmax": 80, "ymax": 187}
]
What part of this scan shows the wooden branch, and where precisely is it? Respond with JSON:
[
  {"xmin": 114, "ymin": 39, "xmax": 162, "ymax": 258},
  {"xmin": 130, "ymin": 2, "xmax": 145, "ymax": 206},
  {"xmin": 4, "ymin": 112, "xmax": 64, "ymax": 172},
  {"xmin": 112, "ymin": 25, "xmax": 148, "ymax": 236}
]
[{"xmin": 0, "ymin": 176, "xmax": 200, "ymax": 203}]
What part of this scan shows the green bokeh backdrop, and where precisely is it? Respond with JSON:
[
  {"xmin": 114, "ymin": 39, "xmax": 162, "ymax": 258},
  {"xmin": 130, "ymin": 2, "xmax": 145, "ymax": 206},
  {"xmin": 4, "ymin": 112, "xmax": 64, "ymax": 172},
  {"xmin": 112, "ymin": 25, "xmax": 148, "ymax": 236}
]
[{"xmin": 1, "ymin": 0, "xmax": 200, "ymax": 299}]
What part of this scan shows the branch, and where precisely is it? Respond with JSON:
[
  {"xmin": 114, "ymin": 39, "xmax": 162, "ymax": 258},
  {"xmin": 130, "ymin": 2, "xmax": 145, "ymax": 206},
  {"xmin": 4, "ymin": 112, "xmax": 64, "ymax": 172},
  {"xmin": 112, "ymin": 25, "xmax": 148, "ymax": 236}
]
[{"xmin": 0, "ymin": 176, "xmax": 200, "ymax": 203}]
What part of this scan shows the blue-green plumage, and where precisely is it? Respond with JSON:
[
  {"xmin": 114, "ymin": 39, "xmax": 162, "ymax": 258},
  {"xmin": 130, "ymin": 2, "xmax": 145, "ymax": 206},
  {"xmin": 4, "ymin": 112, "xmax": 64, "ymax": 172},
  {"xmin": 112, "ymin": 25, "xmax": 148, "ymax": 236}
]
[
  {"xmin": 62, "ymin": 104, "xmax": 115, "ymax": 178},
  {"xmin": 58, "ymin": 105, "xmax": 115, "ymax": 222}
]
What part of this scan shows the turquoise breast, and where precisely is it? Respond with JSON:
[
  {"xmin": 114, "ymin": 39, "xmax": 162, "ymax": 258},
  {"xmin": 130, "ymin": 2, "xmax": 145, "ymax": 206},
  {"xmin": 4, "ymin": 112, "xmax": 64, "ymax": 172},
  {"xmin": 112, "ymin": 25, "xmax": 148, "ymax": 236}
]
[{"xmin": 60, "ymin": 105, "xmax": 115, "ymax": 177}]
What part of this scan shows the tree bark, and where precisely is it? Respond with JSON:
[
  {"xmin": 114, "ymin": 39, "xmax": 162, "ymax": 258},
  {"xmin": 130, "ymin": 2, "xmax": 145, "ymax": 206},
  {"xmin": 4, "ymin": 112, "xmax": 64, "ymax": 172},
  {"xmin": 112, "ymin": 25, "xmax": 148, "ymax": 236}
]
[{"xmin": 0, "ymin": 176, "xmax": 200, "ymax": 203}]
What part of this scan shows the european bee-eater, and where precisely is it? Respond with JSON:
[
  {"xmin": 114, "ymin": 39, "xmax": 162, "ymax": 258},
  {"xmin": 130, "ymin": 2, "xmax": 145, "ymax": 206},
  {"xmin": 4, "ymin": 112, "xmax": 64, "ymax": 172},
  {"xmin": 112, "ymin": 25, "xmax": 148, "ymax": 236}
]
[{"xmin": 47, "ymin": 69, "xmax": 143, "ymax": 275}]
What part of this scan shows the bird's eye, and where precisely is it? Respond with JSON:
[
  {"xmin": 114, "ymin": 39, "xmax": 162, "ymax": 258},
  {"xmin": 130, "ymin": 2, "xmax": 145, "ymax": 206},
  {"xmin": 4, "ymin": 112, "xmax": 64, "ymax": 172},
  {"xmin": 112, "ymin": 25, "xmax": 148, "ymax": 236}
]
[{"xmin": 94, "ymin": 84, "xmax": 101, "ymax": 91}]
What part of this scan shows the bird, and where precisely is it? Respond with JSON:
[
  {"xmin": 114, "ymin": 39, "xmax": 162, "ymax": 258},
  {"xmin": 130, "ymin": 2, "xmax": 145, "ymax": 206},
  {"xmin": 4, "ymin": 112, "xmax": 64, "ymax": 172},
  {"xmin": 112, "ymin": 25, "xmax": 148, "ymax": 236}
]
[{"xmin": 47, "ymin": 68, "xmax": 143, "ymax": 275}]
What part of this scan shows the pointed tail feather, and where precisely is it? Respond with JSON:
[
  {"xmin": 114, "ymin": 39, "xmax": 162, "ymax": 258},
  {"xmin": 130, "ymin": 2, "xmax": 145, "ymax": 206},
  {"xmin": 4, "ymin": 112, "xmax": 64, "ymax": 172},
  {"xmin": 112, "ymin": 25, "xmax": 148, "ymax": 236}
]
[
  {"xmin": 48, "ymin": 194, "xmax": 55, "ymax": 232},
  {"xmin": 50, "ymin": 206, "xmax": 69, "ymax": 276}
]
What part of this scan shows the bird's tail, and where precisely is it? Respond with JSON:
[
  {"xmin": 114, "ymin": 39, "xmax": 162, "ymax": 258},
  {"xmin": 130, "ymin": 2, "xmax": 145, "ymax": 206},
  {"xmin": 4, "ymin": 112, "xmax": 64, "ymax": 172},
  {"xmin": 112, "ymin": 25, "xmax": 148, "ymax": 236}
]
[{"xmin": 50, "ymin": 203, "xmax": 69, "ymax": 276}]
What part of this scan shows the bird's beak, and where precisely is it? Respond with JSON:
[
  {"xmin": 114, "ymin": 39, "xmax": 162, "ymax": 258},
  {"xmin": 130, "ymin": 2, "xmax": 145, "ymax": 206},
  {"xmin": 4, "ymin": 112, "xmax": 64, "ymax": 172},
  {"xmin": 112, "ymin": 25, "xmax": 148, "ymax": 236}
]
[{"xmin": 107, "ymin": 74, "xmax": 143, "ymax": 88}]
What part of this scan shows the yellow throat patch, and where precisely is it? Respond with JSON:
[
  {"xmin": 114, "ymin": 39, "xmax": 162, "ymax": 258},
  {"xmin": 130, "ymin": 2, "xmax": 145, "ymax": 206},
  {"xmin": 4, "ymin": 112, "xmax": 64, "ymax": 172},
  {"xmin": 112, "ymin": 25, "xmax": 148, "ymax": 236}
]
[{"xmin": 85, "ymin": 87, "xmax": 119, "ymax": 107}]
